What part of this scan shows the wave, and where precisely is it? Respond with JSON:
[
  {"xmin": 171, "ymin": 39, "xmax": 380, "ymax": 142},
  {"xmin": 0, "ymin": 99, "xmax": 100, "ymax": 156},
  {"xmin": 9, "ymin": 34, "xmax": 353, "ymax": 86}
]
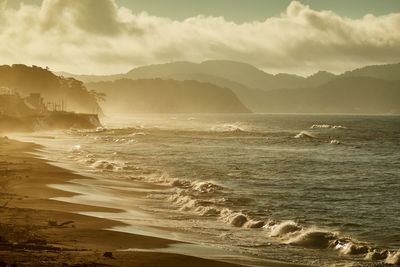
[
  {"xmin": 265, "ymin": 220, "xmax": 400, "ymax": 263},
  {"xmin": 338, "ymin": 242, "xmax": 369, "ymax": 255},
  {"xmin": 67, "ymin": 124, "xmax": 271, "ymax": 141},
  {"xmin": 270, "ymin": 221, "xmax": 302, "ymax": 237},
  {"xmin": 330, "ymin": 139, "xmax": 341, "ymax": 145},
  {"xmin": 311, "ymin": 124, "xmax": 347, "ymax": 129},
  {"xmin": 192, "ymin": 181, "xmax": 223, "ymax": 193},
  {"xmin": 195, "ymin": 206, "xmax": 220, "ymax": 216},
  {"xmin": 365, "ymin": 249, "xmax": 389, "ymax": 261},
  {"xmin": 92, "ymin": 160, "xmax": 120, "ymax": 171},
  {"xmin": 294, "ymin": 131, "xmax": 318, "ymax": 139},
  {"xmin": 167, "ymin": 179, "xmax": 224, "ymax": 217},
  {"xmin": 244, "ymin": 220, "xmax": 266, "ymax": 229},
  {"xmin": 139, "ymin": 171, "xmax": 399, "ymax": 264},
  {"xmin": 211, "ymin": 123, "xmax": 247, "ymax": 133},
  {"xmin": 69, "ymin": 145, "xmax": 137, "ymax": 173},
  {"xmin": 385, "ymin": 250, "xmax": 400, "ymax": 264},
  {"xmin": 128, "ymin": 132, "xmax": 146, "ymax": 137},
  {"xmin": 219, "ymin": 209, "xmax": 248, "ymax": 227},
  {"xmin": 287, "ymin": 229, "xmax": 337, "ymax": 249},
  {"xmin": 62, "ymin": 129, "xmax": 398, "ymax": 264}
]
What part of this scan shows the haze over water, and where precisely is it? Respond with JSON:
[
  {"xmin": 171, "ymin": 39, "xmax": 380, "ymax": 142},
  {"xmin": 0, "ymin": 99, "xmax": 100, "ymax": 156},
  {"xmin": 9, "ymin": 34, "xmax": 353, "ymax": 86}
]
[
  {"xmin": 14, "ymin": 114, "xmax": 400, "ymax": 266},
  {"xmin": 2, "ymin": 0, "xmax": 400, "ymax": 265}
]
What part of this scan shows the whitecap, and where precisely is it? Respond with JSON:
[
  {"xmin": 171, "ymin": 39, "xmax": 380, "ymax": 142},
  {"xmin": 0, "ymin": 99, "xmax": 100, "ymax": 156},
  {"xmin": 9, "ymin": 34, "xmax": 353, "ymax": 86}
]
[
  {"xmin": 287, "ymin": 230, "xmax": 337, "ymax": 249},
  {"xmin": 219, "ymin": 209, "xmax": 248, "ymax": 227},
  {"xmin": 385, "ymin": 250, "xmax": 400, "ymax": 264},
  {"xmin": 192, "ymin": 181, "xmax": 223, "ymax": 193},
  {"xmin": 270, "ymin": 221, "xmax": 302, "ymax": 237},
  {"xmin": 330, "ymin": 139, "xmax": 341, "ymax": 145},
  {"xmin": 294, "ymin": 131, "xmax": 317, "ymax": 139},
  {"xmin": 365, "ymin": 249, "xmax": 388, "ymax": 261}
]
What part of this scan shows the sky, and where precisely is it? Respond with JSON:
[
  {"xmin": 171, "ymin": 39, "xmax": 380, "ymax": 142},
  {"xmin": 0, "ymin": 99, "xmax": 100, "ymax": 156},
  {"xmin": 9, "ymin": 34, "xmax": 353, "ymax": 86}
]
[
  {"xmin": 0, "ymin": 0, "xmax": 400, "ymax": 75},
  {"xmin": 116, "ymin": 0, "xmax": 400, "ymax": 22}
]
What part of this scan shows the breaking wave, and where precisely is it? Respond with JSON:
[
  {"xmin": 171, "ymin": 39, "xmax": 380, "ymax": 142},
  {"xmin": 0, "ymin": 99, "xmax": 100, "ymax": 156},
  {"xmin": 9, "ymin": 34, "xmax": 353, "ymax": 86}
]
[
  {"xmin": 220, "ymin": 209, "xmax": 248, "ymax": 227},
  {"xmin": 68, "ymin": 143, "xmax": 399, "ymax": 264},
  {"xmin": 287, "ymin": 230, "xmax": 337, "ymax": 249},
  {"xmin": 294, "ymin": 131, "xmax": 318, "ymax": 139},
  {"xmin": 61, "ymin": 122, "xmax": 398, "ymax": 265},
  {"xmin": 211, "ymin": 123, "xmax": 247, "ymax": 133},
  {"xmin": 163, "ymin": 174, "xmax": 400, "ymax": 263},
  {"xmin": 330, "ymin": 139, "xmax": 341, "ymax": 145},
  {"xmin": 270, "ymin": 221, "xmax": 302, "ymax": 237},
  {"xmin": 385, "ymin": 250, "xmax": 400, "ymax": 264},
  {"xmin": 311, "ymin": 124, "xmax": 347, "ymax": 129}
]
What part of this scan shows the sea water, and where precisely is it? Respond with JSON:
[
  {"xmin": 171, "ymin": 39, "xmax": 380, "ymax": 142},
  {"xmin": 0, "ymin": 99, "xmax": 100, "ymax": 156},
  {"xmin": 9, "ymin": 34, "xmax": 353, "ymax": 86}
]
[{"xmin": 13, "ymin": 114, "xmax": 400, "ymax": 266}]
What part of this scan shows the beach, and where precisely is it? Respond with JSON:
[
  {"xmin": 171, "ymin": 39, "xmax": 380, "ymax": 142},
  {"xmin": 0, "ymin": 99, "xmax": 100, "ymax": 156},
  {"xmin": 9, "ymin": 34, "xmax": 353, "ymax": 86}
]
[
  {"xmin": 0, "ymin": 137, "xmax": 234, "ymax": 266},
  {"xmin": 0, "ymin": 136, "xmax": 306, "ymax": 267},
  {"xmin": 2, "ymin": 113, "xmax": 399, "ymax": 266}
]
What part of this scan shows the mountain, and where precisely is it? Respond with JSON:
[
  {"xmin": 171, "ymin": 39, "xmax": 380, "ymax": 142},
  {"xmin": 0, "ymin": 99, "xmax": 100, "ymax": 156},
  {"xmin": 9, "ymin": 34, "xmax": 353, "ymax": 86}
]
[
  {"xmin": 60, "ymin": 60, "xmax": 336, "ymax": 90},
  {"xmin": 61, "ymin": 61, "xmax": 400, "ymax": 114},
  {"xmin": 254, "ymin": 77, "xmax": 400, "ymax": 114},
  {"xmin": 156, "ymin": 72, "xmax": 272, "ymax": 112},
  {"xmin": 57, "ymin": 71, "xmax": 125, "ymax": 83},
  {"xmin": 0, "ymin": 64, "xmax": 102, "ymax": 114},
  {"xmin": 341, "ymin": 62, "xmax": 400, "ymax": 80},
  {"xmin": 307, "ymin": 71, "xmax": 338, "ymax": 85},
  {"xmin": 86, "ymin": 79, "xmax": 251, "ymax": 114}
]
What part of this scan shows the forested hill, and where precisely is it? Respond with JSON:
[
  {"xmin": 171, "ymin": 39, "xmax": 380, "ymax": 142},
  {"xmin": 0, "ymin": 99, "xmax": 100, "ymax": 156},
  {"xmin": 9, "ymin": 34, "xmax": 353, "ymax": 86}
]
[{"xmin": 0, "ymin": 64, "xmax": 102, "ymax": 114}]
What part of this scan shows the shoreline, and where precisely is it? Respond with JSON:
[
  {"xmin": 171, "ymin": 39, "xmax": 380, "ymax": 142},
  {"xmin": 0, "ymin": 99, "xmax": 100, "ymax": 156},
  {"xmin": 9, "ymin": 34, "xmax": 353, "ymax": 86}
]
[{"xmin": 0, "ymin": 136, "xmax": 305, "ymax": 267}]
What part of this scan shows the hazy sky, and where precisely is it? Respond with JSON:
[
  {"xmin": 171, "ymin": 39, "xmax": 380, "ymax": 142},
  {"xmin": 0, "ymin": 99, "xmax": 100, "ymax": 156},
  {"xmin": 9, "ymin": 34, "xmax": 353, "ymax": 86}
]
[
  {"xmin": 116, "ymin": 0, "xmax": 400, "ymax": 22},
  {"xmin": 1, "ymin": 0, "xmax": 400, "ymax": 75}
]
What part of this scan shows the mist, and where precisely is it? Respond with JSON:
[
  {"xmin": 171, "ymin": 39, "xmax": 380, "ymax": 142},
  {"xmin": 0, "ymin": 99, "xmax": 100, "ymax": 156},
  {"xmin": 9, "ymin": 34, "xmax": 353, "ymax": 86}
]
[{"xmin": 1, "ymin": 1, "xmax": 400, "ymax": 267}]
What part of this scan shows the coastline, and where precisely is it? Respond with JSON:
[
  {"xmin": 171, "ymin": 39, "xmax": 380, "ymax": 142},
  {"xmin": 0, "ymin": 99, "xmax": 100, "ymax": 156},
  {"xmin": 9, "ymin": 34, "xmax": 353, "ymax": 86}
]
[{"xmin": 0, "ymin": 136, "xmax": 306, "ymax": 267}]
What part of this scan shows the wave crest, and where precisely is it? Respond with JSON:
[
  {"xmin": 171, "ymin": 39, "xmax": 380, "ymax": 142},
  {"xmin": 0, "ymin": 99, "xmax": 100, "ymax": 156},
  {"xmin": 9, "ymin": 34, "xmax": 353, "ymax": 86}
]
[
  {"xmin": 385, "ymin": 250, "xmax": 400, "ymax": 264},
  {"xmin": 311, "ymin": 124, "xmax": 346, "ymax": 129},
  {"xmin": 270, "ymin": 221, "xmax": 302, "ymax": 237},
  {"xmin": 220, "ymin": 209, "xmax": 248, "ymax": 227},
  {"xmin": 365, "ymin": 250, "xmax": 389, "ymax": 261},
  {"xmin": 294, "ymin": 131, "xmax": 317, "ymax": 139},
  {"xmin": 192, "ymin": 181, "xmax": 223, "ymax": 193},
  {"xmin": 288, "ymin": 230, "xmax": 337, "ymax": 249}
]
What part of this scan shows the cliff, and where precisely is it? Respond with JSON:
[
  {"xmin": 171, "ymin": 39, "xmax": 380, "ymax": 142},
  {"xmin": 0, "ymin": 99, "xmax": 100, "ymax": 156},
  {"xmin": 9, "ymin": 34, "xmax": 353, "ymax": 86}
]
[
  {"xmin": 0, "ymin": 64, "xmax": 102, "ymax": 114},
  {"xmin": 0, "ymin": 91, "xmax": 101, "ymax": 133}
]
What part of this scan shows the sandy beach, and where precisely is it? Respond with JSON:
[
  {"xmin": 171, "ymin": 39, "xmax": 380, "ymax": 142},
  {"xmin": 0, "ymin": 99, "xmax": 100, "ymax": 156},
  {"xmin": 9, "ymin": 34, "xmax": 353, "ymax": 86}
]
[{"xmin": 0, "ymin": 136, "xmax": 306, "ymax": 267}]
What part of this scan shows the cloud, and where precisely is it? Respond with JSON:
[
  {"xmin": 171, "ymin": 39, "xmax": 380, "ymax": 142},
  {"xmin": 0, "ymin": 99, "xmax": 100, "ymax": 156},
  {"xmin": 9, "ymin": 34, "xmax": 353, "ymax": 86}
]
[{"xmin": 0, "ymin": 0, "xmax": 399, "ymax": 75}]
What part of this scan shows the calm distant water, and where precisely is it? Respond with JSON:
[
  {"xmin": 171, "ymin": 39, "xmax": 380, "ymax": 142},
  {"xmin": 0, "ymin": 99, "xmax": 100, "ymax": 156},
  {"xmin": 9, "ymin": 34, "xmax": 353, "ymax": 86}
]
[{"xmin": 14, "ymin": 114, "xmax": 400, "ymax": 266}]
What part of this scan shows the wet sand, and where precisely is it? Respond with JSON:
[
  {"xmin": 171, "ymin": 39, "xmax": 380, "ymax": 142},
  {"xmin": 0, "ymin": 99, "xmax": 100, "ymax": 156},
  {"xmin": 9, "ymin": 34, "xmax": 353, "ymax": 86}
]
[{"xmin": 0, "ymin": 136, "xmax": 305, "ymax": 266}]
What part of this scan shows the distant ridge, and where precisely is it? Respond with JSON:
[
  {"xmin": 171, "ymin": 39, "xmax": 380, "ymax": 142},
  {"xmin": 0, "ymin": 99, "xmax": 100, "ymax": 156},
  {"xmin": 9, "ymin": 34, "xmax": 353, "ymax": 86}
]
[
  {"xmin": 255, "ymin": 77, "xmax": 400, "ymax": 114},
  {"xmin": 62, "ymin": 60, "xmax": 400, "ymax": 114},
  {"xmin": 59, "ymin": 60, "xmax": 337, "ymax": 90},
  {"xmin": 86, "ymin": 79, "xmax": 251, "ymax": 114},
  {"xmin": 342, "ymin": 62, "xmax": 400, "ymax": 81}
]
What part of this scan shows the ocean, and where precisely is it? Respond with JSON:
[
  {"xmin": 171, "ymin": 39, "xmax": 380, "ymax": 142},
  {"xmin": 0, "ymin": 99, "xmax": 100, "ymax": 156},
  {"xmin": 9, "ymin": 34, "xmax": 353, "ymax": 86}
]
[{"xmin": 13, "ymin": 114, "xmax": 400, "ymax": 266}]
